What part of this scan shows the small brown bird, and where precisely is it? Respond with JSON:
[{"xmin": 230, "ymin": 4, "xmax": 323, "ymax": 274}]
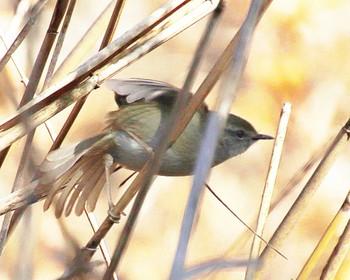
[{"xmin": 1, "ymin": 79, "xmax": 273, "ymax": 218}]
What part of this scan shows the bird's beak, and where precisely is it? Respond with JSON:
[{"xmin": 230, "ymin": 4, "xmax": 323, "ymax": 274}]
[{"xmin": 251, "ymin": 134, "xmax": 274, "ymax": 140}]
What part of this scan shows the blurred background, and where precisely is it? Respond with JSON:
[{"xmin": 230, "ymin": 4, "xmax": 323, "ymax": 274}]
[{"xmin": 0, "ymin": 0, "xmax": 350, "ymax": 279}]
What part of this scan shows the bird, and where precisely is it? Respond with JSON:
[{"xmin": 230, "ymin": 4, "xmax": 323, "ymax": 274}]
[{"xmin": 1, "ymin": 78, "xmax": 273, "ymax": 218}]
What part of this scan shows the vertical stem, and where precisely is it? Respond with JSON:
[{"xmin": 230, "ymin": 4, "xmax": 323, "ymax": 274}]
[
  {"xmin": 245, "ymin": 103, "xmax": 291, "ymax": 279},
  {"xmin": 256, "ymin": 118, "xmax": 350, "ymax": 279}
]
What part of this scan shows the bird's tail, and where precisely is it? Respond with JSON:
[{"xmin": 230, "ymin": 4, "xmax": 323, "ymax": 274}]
[{"xmin": 37, "ymin": 133, "xmax": 118, "ymax": 217}]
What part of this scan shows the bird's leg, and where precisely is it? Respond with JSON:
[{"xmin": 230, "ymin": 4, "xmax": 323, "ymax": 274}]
[
  {"xmin": 103, "ymin": 154, "xmax": 114, "ymax": 209},
  {"xmin": 106, "ymin": 127, "xmax": 154, "ymax": 224}
]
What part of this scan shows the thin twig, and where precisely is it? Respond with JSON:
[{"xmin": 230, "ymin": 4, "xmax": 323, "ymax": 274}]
[{"xmin": 205, "ymin": 184, "xmax": 285, "ymax": 259}]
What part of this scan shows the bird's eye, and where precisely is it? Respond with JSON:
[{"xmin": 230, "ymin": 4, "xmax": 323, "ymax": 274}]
[{"xmin": 235, "ymin": 130, "xmax": 245, "ymax": 139}]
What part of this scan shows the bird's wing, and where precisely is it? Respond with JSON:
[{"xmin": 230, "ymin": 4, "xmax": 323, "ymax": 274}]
[
  {"xmin": 105, "ymin": 103, "xmax": 162, "ymax": 145},
  {"xmin": 104, "ymin": 78, "xmax": 191, "ymax": 107}
]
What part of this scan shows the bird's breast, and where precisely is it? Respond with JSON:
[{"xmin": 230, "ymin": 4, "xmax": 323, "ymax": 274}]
[{"xmin": 106, "ymin": 103, "xmax": 208, "ymax": 176}]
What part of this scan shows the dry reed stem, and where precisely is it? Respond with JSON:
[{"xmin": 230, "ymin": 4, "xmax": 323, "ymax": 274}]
[
  {"xmin": 0, "ymin": 0, "xmax": 72, "ymax": 253},
  {"xmin": 221, "ymin": 137, "xmax": 330, "ymax": 262},
  {"xmin": 102, "ymin": 2, "xmax": 223, "ymax": 279},
  {"xmin": 256, "ymin": 118, "xmax": 350, "ymax": 278},
  {"xmin": 0, "ymin": 1, "xmax": 72, "ymax": 276},
  {"xmin": 0, "ymin": 0, "xmax": 216, "ymax": 216},
  {"xmin": 0, "ymin": 0, "xmax": 70, "ymax": 166},
  {"xmin": 320, "ymin": 193, "xmax": 350, "ymax": 279},
  {"xmin": 170, "ymin": 0, "xmax": 272, "ymax": 278},
  {"xmin": 43, "ymin": 0, "xmax": 77, "ymax": 90},
  {"xmin": 19, "ymin": 1, "xmax": 70, "ymax": 107},
  {"xmin": 51, "ymin": 1, "xmax": 116, "ymax": 85},
  {"xmin": 245, "ymin": 102, "xmax": 291, "ymax": 280},
  {"xmin": 47, "ymin": 0, "xmax": 118, "ymax": 152},
  {"xmin": 46, "ymin": 1, "xmax": 221, "ymax": 277},
  {"xmin": 297, "ymin": 190, "xmax": 350, "ymax": 279},
  {"xmin": 0, "ymin": 31, "xmax": 28, "ymax": 86},
  {"xmin": 0, "ymin": 0, "xmax": 49, "ymax": 72},
  {"xmin": 0, "ymin": 0, "xmax": 207, "ymax": 152},
  {"xmin": 84, "ymin": 210, "xmax": 118, "ymax": 280},
  {"xmin": 78, "ymin": 2, "xmax": 126, "ymax": 278}
]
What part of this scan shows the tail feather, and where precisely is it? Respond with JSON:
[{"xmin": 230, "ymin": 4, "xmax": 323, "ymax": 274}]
[
  {"xmin": 63, "ymin": 159, "xmax": 101, "ymax": 217},
  {"xmin": 40, "ymin": 156, "xmax": 82, "ymax": 184},
  {"xmin": 0, "ymin": 134, "xmax": 118, "ymax": 218},
  {"xmin": 40, "ymin": 143, "xmax": 82, "ymax": 171},
  {"xmin": 37, "ymin": 133, "xmax": 116, "ymax": 217},
  {"xmin": 54, "ymin": 170, "xmax": 84, "ymax": 217},
  {"xmin": 75, "ymin": 166, "xmax": 105, "ymax": 216},
  {"xmin": 43, "ymin": 159, "xmax": 87, "ymax": 211},
  {"xmin": 86, "ymin": 173, "xmax": 107, "ymax": 213}
]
